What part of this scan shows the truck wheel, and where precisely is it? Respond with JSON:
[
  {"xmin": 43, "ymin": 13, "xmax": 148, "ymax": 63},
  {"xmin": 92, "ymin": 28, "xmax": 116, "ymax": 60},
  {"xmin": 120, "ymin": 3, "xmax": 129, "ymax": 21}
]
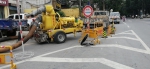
[{"xmin": 54, "ymin": 31, "xmax": 66, "ymax": 44}]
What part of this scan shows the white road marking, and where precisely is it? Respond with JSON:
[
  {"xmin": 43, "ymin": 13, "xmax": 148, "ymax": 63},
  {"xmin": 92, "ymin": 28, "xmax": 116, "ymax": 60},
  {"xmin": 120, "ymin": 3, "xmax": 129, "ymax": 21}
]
[
  {"xmin": 1, "ymin": 43, "xmax": 149, "ymax": 69},
  {"xmin": 113, "ymin": 33, "xmax": 134, "ymax": 36},
  {"xmin": 0, "ymin": 46, "xmax": 78, "ymax": 69},
  {"xmin": 120, "ymin": 33, "xmax": 133, "ymax": 34},
  {"xmin": 108, "ymin": 30, "xmax": 150, "ymax": 52},
  {"xmin": 92, "ymin": 44, "xmax": 150, "ymax": 54},
  {"xmin": 114, "ymin": 30, "xmax": 132, "ymax": 36},
  {"xmin": 131, "ymin": 30, "xmax": 150, "ymax": 51},
  {"xmin": 29, "ymin": 57, "xmax": 134, "ymax": 69},
  {"xmin": 123, "ymin": 22, "xmax": 130, "ymax": 28},
  {"xmin": 117, "ymin": 33, "xmax": 134, "ymax": 35},
  {"xmin": 108, "ymin": 37, "xmax": 139, "ymax": 41}
]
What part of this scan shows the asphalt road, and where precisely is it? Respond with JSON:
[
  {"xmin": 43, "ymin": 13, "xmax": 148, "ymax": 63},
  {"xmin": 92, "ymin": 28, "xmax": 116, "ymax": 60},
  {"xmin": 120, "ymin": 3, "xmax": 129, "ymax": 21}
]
[{"xmin": 0, "ymin": 18, "xmax": 150, "ymax": 69}]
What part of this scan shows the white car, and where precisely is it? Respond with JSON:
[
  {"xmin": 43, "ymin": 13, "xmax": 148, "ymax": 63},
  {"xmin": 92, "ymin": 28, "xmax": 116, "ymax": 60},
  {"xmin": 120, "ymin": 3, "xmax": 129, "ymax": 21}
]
[{"xmin": 109, "ymin": 12, "xmax": 121, "ymax": 24}]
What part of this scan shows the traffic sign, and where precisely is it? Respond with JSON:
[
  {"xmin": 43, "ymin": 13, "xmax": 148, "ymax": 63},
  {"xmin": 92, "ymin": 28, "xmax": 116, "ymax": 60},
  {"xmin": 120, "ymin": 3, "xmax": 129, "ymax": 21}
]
[{"xmin": 83, "ymin": 5, "xmax": 93, "ymax": 18}]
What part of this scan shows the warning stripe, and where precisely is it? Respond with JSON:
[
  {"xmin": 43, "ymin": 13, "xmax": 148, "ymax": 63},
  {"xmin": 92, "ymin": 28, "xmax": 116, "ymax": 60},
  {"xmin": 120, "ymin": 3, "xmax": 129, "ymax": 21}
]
[
  {"xmin": 20, "ymin": 30, "xmax": 22, "ymax": 34},
  {"xmin": 19, "ymin": 22, "xmax": 22, "ymax": 25}
]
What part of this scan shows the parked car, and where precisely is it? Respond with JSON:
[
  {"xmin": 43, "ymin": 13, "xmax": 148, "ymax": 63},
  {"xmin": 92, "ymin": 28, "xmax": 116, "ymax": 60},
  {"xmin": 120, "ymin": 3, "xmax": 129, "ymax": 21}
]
[
  {"xmin": 8, "ymin": 13, "xmax": 34, "ymax": 30},
  {"xmin": 109, "ymin": 12, "xmax": 121, "ymax": 24}
]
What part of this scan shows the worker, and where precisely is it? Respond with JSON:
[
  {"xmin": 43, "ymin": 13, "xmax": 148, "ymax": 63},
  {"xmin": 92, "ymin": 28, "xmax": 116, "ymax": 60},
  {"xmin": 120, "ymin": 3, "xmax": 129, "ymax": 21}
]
[{"xmin": 122, "ymin": 15, "xmax": 126, "ymax": 22}]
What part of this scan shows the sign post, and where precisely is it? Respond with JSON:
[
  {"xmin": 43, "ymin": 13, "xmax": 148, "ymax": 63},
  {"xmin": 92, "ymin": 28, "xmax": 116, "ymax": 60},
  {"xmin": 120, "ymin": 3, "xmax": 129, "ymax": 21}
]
[{"xmin": 82, "ymin": 5, "xmax": 93, "ymax": 46}]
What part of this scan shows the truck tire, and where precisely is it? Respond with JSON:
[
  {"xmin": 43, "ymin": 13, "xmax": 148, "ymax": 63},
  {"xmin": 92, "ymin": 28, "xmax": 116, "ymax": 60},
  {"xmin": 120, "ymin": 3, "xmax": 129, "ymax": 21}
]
[
  {"xmin": 7, "ymin": 29, "xmax": 17, "ymax": 37},
  {"xmin": 53, "ymin": 31, "xmax": 66, "ymax": 44}
]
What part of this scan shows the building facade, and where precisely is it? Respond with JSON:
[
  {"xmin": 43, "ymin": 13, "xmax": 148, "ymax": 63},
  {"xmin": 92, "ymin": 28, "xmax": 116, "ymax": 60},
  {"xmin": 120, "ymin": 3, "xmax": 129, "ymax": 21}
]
[
  {"xmin": 22, "ymin": 0, "xmax": 52, "ymax": 13},
  {"xmin": 0, "ymin": 0, "xmax": 9, "ymax": 19}
]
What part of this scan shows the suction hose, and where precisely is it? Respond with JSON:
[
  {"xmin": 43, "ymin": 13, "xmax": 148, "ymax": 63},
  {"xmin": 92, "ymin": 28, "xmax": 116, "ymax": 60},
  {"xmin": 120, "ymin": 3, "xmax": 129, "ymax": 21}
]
[
  {"xmin": 0, "ymin": 5, "xmax": 55, "ymax": 53},
  {"xmin": 0, "ymin": 24, "xmax": 36, "ymax": 53},
  {"xmin": 26, "ymin": 5, "xmax": 46, "ymax": 17},
  {"xmin": 0, "ymin": 15, "xmax": 42, "ymax": 53}
]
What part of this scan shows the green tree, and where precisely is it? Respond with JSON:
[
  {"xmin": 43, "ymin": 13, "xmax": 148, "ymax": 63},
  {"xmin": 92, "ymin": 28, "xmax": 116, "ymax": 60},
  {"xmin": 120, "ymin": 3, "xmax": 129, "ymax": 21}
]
[
  {"xmin": 93, "ymin": 0, "xmax": 124, "ymax": 11},
  {"xmin": 126, "ymin": 0, "xmax": 150, "ymax": 16},
  {"xmin": 79, "ymin": 0, "xmax": 150, "ymax": 16}
]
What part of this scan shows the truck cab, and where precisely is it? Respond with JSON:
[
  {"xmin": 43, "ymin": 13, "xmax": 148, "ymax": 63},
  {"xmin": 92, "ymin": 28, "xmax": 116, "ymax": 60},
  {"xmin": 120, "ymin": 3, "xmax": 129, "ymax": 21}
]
[
  {"xmin": 7, "ymin": 13, "xmax": 34, "ymax": 30},
  {"xmin": 8, "ymin": 13, "xmax": 27, "ymax": 19}
]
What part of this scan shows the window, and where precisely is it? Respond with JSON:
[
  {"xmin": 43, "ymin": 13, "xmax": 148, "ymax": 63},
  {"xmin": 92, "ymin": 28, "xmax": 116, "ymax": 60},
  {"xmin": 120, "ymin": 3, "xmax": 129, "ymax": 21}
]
[
  {"xmin": 8, "ymin": 15, "xmax": 14, "ymax": 19},
  {"xmin": 15, "ymin": 15, "xmax": 22, "ymax": 19},
  {"xmin": 94, "ymin": 12, "xmax": 100, "ymax": 15}
]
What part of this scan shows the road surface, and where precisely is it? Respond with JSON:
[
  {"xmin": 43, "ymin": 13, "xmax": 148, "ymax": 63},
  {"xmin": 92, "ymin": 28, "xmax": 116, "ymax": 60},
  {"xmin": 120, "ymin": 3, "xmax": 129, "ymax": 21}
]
[{"xmin": 0, "ymin": 18, "xmax": 150, "ymax": 69}]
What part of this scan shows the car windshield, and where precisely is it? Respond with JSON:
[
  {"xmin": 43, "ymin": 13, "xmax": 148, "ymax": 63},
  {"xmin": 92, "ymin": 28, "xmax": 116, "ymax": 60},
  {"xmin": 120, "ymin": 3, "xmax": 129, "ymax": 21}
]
[{"xmin": 94, "ymin": 12, "xmax": 106, "ymax": 15}]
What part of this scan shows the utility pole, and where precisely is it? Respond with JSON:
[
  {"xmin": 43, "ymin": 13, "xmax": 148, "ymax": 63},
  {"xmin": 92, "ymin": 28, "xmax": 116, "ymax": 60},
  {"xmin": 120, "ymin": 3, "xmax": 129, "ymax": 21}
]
[{"xmin": 103, "ymin": 0, "xmax": 105, "ymax": 11}]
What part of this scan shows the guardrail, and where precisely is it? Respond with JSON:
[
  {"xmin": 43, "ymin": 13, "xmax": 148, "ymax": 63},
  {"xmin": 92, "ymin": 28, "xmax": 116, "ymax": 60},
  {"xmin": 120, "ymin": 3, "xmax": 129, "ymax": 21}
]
[{"xmin": 0, "ymin": 46, "xmax": 16, "ymax": 69}]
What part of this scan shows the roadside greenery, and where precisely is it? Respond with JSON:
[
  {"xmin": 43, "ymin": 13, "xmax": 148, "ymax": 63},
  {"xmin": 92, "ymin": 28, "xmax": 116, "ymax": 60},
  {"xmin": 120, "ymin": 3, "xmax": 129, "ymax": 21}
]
[{"xmin": 81, "ymin": 0, "xmax": 150, "ymax": 16}]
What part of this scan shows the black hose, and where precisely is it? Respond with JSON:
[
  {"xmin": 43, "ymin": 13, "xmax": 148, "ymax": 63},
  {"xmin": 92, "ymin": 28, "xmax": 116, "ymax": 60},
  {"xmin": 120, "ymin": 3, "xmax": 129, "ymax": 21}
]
[{"xmin": 0, "ymin": 36, "xmax": 19, "ymax": 42}]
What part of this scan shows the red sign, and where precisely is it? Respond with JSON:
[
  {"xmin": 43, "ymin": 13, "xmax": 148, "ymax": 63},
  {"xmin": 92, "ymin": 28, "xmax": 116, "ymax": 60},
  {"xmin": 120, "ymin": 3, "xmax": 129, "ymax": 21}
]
[
  {"xmin": 83, "ymin": 5, "xmax": 93, "ymax": 18},
  {"xmin": 0, "ymin": 0, "xmax": 8, "ymax": 6}
]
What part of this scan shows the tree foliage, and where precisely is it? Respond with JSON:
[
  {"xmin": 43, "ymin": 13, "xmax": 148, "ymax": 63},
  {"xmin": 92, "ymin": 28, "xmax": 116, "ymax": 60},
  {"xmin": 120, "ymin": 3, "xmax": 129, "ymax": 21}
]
[
  {"xmin": 126, "ymin": 0, "xmax": 150, "ymax": 15},
  {"xmin": 81, "ymin": 0, "xmax": 150, "ymax": 16},
  {"xmin": 83, "ymin": 0, "xmax": 125, "ymax": 14}
]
